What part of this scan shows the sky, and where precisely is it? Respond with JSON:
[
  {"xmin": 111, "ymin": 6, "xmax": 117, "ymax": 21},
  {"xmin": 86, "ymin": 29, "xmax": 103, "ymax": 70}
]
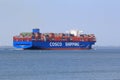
[{"xmin": 0, "ymin": 0, "xmax": 120, "ymax": 46}]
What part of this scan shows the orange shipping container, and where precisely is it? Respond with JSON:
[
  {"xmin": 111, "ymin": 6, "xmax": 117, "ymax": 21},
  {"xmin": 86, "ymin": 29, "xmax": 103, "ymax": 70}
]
[{"xmin": 54, "ymin": 36, "xmax": 62, "ymax": 41}]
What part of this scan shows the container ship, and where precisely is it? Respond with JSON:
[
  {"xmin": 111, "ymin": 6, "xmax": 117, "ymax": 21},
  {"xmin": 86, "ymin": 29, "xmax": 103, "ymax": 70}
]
[{"xmin": 13, "ymin": 29, "xmax": 96, "ymax": 50}]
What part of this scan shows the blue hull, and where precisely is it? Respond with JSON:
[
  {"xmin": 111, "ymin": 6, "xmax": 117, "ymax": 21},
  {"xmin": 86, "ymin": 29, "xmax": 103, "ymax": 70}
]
[{"xmin": 13, "ymin": 41, "xmax": 95, "ymax": 50}]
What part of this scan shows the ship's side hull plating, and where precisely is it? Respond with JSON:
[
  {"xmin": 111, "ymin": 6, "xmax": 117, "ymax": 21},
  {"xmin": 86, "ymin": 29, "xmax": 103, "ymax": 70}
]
[{"xmin": 13, "ymin": 41, "xmax": 95, "ymax": 50}]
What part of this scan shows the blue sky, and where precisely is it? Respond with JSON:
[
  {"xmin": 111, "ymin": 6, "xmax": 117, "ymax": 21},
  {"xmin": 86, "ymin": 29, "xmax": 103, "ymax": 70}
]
[{"xmin": 0, "ymin": 0, "xmax": 120, "ymax": 46}]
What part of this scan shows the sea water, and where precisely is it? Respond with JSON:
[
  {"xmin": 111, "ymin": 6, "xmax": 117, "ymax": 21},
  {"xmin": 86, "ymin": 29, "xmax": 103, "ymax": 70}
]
[{"xmin": 0, "ymin": 47, "xmax": 120, "ymax": 80}]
